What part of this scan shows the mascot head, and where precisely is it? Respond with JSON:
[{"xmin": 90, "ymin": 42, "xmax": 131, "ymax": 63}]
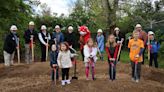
[
  {"xmin": 78, "ymin": 25, "xmax": 91, "ymax": 48},
  {"xmin": 79, "ymin": 26, "xmax": 90, "ymax": 36}
]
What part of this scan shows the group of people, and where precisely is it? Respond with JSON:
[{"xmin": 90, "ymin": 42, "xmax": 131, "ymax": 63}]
[{"xmin": 3, "ymin": 21, "xmax": 160, "ymax": 85}]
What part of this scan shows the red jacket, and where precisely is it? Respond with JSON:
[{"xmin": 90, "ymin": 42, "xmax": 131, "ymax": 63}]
[{"xmin": 106, "ymin": 44, "xmax": 119, "ymax": 60}]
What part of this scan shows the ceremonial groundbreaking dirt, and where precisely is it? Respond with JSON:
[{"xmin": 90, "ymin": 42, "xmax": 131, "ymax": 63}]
[{"xmin": 0, "ymin": 61, "xmax": 164, "ymax": 92}]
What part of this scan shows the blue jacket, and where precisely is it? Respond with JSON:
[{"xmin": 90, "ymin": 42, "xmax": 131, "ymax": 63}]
[
  {"xmin": 96, "ymin": 35, "xmax": 104, "ymax": 52},
  {"xmin": 52, "ymin": 32, "xmax": 64, "ymax": 46},
  {"xmin": 150, "ymin": 40, "xmax": 160, "ymax": 53},
  {"xmin": 50, "ymin": 51, "xmax": 58, "ymax": 68}
]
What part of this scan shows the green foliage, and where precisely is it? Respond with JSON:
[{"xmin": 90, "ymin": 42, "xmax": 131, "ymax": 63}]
[{"xmin": 154, "ymin": 29, "xmax": 164, "ymax": 56}]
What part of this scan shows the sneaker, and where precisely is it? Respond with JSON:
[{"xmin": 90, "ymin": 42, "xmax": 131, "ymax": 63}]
[
  {"xmin": 131, "ymin": 78, "xmax": 135, "ymax": 81},
  {"xmin": 86, "ymin": 78, "xmax": 89, "ymax": 80},
  {"xmin": 135, "ymin": 79, "xmax": 139, "ymax": 83},
  {"xmin": 66, "ymin": 80, "xmax": 71, "ymax": 84},
  {"xmin": 92, "ymin": 78, "xmax": 96, "ymax": 81},
  {"xmin": 61, "ymin": 80, "xmax": 66, "ymax": 86}
]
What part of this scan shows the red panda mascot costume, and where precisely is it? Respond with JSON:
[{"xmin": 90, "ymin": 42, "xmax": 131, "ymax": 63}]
[{"xmin": 79, "ymin": 26, "xmax": 91, "ymax": 61}]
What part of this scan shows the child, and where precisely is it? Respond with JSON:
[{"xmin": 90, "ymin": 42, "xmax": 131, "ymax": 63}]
[
  {"xmin": 57, "ymin": 42, "xmax": 73, "ymax": 86},
  {"xmin": 50, "ymin": 44, "xmax": 59, "ymax": 81},
  {"xmin": 105, "ymin": 34, "xmax": 119, "ymax": 81},
  {"xmin": 148, "ymin": 31, "xmax": 160, "ymax": 68},
  {"xmin": 128, "ymin": 30, "xmax": 144, "ymax": 83},
  {"xmin": 84, "ymin": 38, "xmax": 97, "ymax": 80},
  {"xmin": 96, "ymin": 29, "xmax": 104, "ymax": 61}
]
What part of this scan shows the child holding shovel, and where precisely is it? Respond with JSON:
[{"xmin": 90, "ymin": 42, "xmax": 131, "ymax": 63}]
[
  {"xmin": 128, "ymin": 30, "xmax": 144, "ymax": 83},
  {"xmin": 50, "ymin": 44, "xmax": 59, "ymax": 83},
  {"xmin": 84, "ymin": 38, "xmax": 98, "ymax": 80},
  {"xmin": 105, "ymin": 34, "xmax": 120, "ymax": 81},
  {"xmin": 57, "ymin": 42, "xmax": 73, "ymax": 86}
]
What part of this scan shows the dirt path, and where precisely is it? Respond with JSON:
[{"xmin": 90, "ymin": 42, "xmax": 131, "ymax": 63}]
[{"xmin": 0, "ymin": 61, "xmax": 164, "ymax": 92}]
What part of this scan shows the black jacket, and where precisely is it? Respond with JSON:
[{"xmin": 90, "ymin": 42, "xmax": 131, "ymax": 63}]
[
  {"xmin": 24, "ymin": 29, "xmax": 37, "ymax": 44},
  {"xmin": 65, "ymin": 32, "xmax": 76, "ymax": 48},
  {"xmin": 3, "ymin": 33, "xmax": 17, "ymax": 54},
  {"xmin": 50, "ymin": 51, "xmax": 58, "ymax": 68}
]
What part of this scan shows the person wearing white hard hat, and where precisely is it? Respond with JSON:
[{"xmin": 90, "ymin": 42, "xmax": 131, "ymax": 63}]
[
  {"xmin": 96, "ymin": 29, "xmax": 104, "ymax": 61},
  {"xmin": 38, "ymin": 25, "xmax": 51, "ymax": 62},
  {"xmin": 147, "ymin": 31, "xmax": 160, "ymax": 68},
  {"xmin": 113, "ymin": 27, "xmax": 124, "ymax": 62},
  {"xmin": 3, "ymin": 25, "xmax": 19, "ymax": 66},
  {"xmin": 24, "ymin": 21, "xmax": 37, "ymax": 64},
  {"xmin": 52, "ymin": 25, "xmax": 64, "ymax": 50},
  {"xmin": 134, "ymin": 24, "xmax": 147, "ymax": 64},
  {"xmin": 65, "ymin": 26, "xmax": 76, "ymax": 48},
  {"xmin": 113, "ymin": 27, "xmax": 123, "ymax": 42}
]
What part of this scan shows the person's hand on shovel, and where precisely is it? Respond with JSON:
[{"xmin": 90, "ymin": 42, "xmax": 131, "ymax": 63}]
[
  {"xmin": 53, "ymin": 64, "xmax": 58, "ymax": 69},
  {"xmin": 16, "ymin": 46, "xmax": 19, "ymax": 49},
  {"xmin": 135, "ymin": 54, "xmax": 139, "ymax": 58},
  {"xmin": 110, "ymin": 58, "xmax": 115, "ymax": 61},
  {"xmin": 45, "ymin": 43, "xmax": 49, "ymax": 47}
]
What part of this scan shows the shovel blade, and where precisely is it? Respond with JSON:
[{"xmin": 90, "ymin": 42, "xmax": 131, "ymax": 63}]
[{"xmin": 72, "ymin": 76, "xmax": 78, "ymax": 80}]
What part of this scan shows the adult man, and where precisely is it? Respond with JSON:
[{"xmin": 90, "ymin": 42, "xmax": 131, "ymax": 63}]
[{"xmin": 24, "ymin": 21, "xmax": 37, "ymax": 64}]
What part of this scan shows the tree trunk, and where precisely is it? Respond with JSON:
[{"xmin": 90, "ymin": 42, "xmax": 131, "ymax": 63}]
[{"xmin": 102, "ymin": 0, "xmax": 119, "ymax": 33}]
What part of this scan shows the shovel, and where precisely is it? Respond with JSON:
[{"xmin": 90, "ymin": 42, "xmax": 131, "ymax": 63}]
[
  {"xmin": 72, "ymin": 58, "xmax": 78, "ymax": 80},
  {"xmin": 31, "ymin": 35, "xmax": 34, "ymax": 62},
  {"xmin": 54, "ymin": 67, "xmax": 57, "ymax": 85},
  {"xmin": 17, "ymin": 38, "xmax": 20, "ymax": 64}
]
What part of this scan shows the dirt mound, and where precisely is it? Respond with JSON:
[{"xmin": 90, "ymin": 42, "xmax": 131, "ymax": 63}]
[{"xmin": 0, "ymin": 61, "xmax": 164, "ymax": 92}]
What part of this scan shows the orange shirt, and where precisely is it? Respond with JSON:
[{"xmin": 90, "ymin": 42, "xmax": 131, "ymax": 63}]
[{"xmin": 128, "ymin": 39, "xmax": 144, "ymax": 62}]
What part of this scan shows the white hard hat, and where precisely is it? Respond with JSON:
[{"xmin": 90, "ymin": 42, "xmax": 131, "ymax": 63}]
[
  {"xmin": 55, "ymin": 25, "xmax": 60, "ymax": 29},
  {"xmin": 68, "ymin": 26, "xmax": 73, "ymax": 30},
  {"xmin": 135, "ymin": 24, "xmax": 142, "ymax": 28},
  {"xmin": 10, "ymin": 25, "xmax": 18, "ymax": 30},
  {"xmin": 148, "ymin": 31, "xmax": 154, "ymax": 35},
  {"xmin": 114, "ymin": 27, "xmax": 120, "ymax": 31},
  {"xmin": 97, "ymin": 29, "xmax": 103, "ymax": 33},
  {"xmin": 29, "ymin": 21, "xmax": 35, "ymax": 25},
  {"xmin": 41, "ymin": 25, "xmax": 47, "ymax": 30}
]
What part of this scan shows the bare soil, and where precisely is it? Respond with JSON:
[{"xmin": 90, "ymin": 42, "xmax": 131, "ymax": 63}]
[{"xmin": 0, "ymin": 61, "xmax": 164, "ymax": 92}]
